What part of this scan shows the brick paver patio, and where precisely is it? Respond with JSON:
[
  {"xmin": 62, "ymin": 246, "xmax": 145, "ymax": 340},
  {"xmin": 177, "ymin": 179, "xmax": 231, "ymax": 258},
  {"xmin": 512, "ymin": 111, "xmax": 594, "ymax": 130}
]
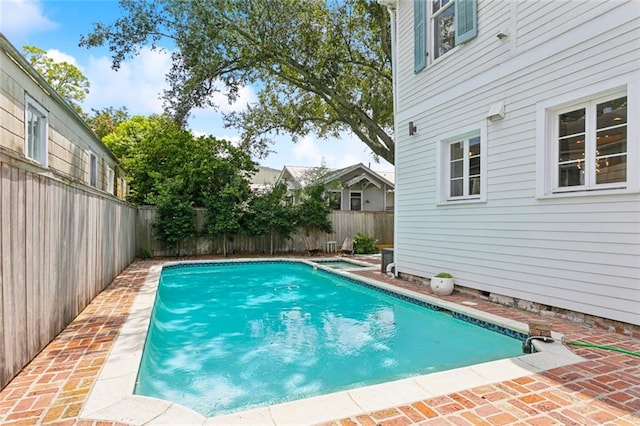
[{"xmin": 1, "ymin": 257, "xmax": 639, "ymax": 425}]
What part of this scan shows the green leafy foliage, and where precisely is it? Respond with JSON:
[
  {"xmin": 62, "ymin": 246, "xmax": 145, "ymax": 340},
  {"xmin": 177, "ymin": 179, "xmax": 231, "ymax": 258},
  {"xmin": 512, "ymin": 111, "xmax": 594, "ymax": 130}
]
[
  {"xmin": 22, "ymin": 45, "xmax": 90, "ymax": 113},
  {"xmin": 353, "ymin": 232, "xmax": 378, "ymax": 254},
  {"xmin": 80, "ymin": 0, "xmax": 395, "ymax": 164},
  {"xmin": 205, "ymin": 175, "xmax": 252, "ymax": 257},
  {"xmin": 294, "ymin": 183, "xmax": 333, "ymax": 234},
  {"xmin": 151, "ymin": 179, "xmax": 196, "ymax": 252},
  {"xmin": 243, "ymin": 183, "xmax": 296, "ymax": 255},
  {"xmin": 102, "ymin": 114, "xmax": 256, "ymax": 206}
]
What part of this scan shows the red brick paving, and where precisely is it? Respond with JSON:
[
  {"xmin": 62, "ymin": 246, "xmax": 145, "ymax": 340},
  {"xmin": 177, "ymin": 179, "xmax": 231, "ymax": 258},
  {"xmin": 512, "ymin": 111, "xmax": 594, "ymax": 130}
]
[{"xmin": 0, "ymin": 256, "xmax": 639, "ymax": 425}]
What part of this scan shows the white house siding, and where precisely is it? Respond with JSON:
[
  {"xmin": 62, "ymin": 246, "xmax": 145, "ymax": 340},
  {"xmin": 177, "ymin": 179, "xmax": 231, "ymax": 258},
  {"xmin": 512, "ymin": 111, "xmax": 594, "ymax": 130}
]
[{"xmin": 393, "ymin": 0, "xmax": 640, "ymax": 324}]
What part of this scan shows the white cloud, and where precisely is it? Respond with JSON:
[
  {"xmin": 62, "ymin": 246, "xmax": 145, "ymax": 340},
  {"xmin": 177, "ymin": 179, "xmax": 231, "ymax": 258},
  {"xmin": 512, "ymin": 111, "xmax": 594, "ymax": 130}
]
[
  {"xmin": 292, "ymin": 135, "xmax": 326, "ymax": 166},
  {"xmin": 46, "ymin": 49, "xmax": 78, "ymax": 67},
  {"xmin": 0, "ymin": 0, "xmax": 58, "ymax": 39},
  {"xmin": 82, "ymin": 47, "xmax": 172, "ymax": 114}
]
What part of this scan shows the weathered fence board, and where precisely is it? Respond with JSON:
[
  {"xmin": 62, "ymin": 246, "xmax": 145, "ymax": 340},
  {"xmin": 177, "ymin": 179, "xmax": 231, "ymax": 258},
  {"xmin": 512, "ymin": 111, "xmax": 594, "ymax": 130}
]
[
  {"xmin": 137, "ymin": 207, "xmax": 394, "ymax": 257},
  {"xmin": 0, "ymin": 161, "xmax": 137, "ymax": 389}
]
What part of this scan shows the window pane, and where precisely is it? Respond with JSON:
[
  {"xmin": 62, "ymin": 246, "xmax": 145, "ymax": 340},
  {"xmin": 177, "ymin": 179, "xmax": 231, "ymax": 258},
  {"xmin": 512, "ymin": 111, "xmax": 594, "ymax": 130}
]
[
  {"xmin": 597, "ymin": 127, "xmax": 626, "ymax": 156},
  {"xmin": 469, "ymin": 157, "xmax": 480, "ymax": 176},
  {"xmin": 596, "ymin": 155, "xmax": 626, "ymax": 184},
  {"xmin": 559, "ymin": 135, "xmax": 585, "ymax": 162},
  {"xmin": 434, "ymin": 4, "xmax": 455, "ymax": 59},
  {"xmin": 559, "ymin": 162, "xmax": 584, "ymax": 187},
  {"xmin": 468, "ymin": 137, "xmax": 480, "ymax": 156},
  {"xmin": 450, "ymin": 159, "xmax": 463, "ymax": 178},
  {"xmin": 27, "ymin": 105, "xmax": 45, "ymax": 163},
  {"xmin": 597, "ymin": 97, "xmax": 627, "ymax": 130},
  {"xmin": 450, "ymin": 178, "xmax": 463, "ymax": 197},
  {"xmin": 559, "ymin": 108, "xmax": 585, "ymax": 137},
  {"xmin": 450, "ymin": 141, "xmax": 463, "ymax": 160},
  {"xmin": 469, "ymin": 176, "xmax": 481, "ymax": 195}
]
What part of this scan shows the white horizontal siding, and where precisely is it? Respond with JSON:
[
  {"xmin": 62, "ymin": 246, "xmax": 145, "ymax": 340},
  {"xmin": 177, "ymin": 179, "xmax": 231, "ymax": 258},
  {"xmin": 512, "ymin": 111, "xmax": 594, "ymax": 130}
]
[{"xmin": 393, "ymin": 0, "xmax": 640, "ymax": 325}]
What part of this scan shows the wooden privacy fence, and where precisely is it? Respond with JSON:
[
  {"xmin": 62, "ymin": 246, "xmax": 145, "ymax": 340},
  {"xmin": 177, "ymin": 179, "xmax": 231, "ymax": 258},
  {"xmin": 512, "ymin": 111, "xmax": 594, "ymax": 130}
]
[
  {"xmin": 0, "ymin": 161, "xmax": 137, "ymax": 389},
  {"xmin": 137, "ymin": 207, "xmax": 394, "ymax": 257}
]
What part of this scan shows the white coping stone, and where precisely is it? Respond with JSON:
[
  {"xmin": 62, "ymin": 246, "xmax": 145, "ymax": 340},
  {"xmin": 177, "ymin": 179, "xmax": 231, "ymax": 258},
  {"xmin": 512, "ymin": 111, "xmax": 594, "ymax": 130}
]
[
  {"xmin": 347, "ymin": 376, "xmax": 437, "ymax": 411},
  {"xmin": 267, "ymin": 391, "xmax": 363, "ymax": 425},
  {"xmin": 81, "ymin": 259, "xmax": 586, "ymax": 425},
  {"xmin": 204, "ymin": 407, "xmax": 274, "ymax": 425}
]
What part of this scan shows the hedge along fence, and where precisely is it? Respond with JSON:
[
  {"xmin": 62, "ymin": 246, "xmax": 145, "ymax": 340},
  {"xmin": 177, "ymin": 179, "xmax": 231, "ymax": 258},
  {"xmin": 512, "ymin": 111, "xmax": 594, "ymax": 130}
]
[{"xmin": 137, "ymin": 206, "xmax": 394, "ymax": 257}]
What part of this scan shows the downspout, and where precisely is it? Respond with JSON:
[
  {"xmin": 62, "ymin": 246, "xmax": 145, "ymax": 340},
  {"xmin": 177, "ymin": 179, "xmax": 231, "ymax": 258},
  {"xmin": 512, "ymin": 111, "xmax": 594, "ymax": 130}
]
[{"xmin": 379, "ymin": 0, "xmax": 398, "ymax": 277}]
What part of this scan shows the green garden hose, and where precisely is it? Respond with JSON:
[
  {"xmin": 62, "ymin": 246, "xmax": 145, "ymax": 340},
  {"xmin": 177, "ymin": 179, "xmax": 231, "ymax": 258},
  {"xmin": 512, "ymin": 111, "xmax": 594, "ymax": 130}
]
[{"xmin": 564, "ymin": 340, "xmax": 640, "ymax": 357}]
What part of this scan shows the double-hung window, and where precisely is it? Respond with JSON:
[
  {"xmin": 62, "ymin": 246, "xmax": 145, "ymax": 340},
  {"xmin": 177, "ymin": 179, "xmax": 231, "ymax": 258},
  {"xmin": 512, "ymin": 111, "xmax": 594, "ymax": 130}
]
[
  {"xmin": 414, "ymin": 0, "xmax": 477, "ymax": 71},
  {"xmin": 552, "ymin": 91, "xmax": 628, "ymax": 193},
  {"xmin": 24, "ymin": 95, "xmax": 48, "ymax": 166}
]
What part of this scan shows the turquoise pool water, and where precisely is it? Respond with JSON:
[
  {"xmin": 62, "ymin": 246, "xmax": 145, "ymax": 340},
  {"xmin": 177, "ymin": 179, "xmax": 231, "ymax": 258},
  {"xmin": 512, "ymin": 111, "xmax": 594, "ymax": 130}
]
[{"xmin": 135, "ymin": 261, "xmax": 523, "ymax": 417}]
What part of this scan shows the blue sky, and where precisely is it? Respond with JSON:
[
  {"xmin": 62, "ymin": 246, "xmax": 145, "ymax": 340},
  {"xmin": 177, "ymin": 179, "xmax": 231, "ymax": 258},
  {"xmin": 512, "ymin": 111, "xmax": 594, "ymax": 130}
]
[{"xmin": 0, "ymin": 0, "xmax": 393, "ymax": 172}]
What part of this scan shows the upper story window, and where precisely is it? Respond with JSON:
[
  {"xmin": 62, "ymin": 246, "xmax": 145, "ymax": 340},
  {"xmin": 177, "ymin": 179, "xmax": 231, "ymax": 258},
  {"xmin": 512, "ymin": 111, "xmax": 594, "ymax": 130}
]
[
  {"xmin": 414, "ymin": 0, "xmax": 477, "ymax": 72},
  {"xmin": 24, "ymin": 95, "xmax": 48, "ymax": 166},
  {"xmin": 88, "ymin": 151, "xmax": 98, "ymax": 187}
]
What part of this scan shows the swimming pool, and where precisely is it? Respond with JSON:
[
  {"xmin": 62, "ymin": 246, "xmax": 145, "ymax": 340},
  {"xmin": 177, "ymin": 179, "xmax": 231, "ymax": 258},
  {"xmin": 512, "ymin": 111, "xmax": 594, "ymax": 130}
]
[
  {"xmin": 81, "ymin": 259, "xmax": 583, "ymax": 425},
  {"xmin": 134, "ymin": 261, "xmax": 524, "ymax": 417}
]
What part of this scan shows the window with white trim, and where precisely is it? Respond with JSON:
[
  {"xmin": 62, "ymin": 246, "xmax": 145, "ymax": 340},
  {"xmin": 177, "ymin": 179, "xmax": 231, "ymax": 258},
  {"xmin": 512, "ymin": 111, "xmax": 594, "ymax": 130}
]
[
  {"xmin": 24, "ymin": 95, "xmax": 48, "ymax": 166},
  {"xmin": 553, "ymin": 93, "xmax": 627, "ymax": 192},
  {"xmin": 448, "ymin": 135, "xmax": 481, "ymax": 199},
  {"xmin": 88, "ymin": 151, "xmax": 98, "ymax": 187},
  {"xmin": 437, "ymin": 126, "xmax": 486, "ymax": 203},
  {"xmin": 350, "ymin": 191, "xmax": 362, "ymax": 211}
]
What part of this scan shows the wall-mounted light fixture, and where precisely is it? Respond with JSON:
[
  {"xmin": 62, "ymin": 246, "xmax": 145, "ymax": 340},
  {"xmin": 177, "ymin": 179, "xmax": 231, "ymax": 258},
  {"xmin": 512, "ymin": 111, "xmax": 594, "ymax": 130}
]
[
  {"xmin": 487, "ymin": 101, "xmax": 505, "ymax": 121},
  {"xmin": 408, "ymin": 121, "xmax": 417, "ymax": 135},
  {"xmin": 496, "ymin": 31, "xmax": 508, "ymax": 40}
]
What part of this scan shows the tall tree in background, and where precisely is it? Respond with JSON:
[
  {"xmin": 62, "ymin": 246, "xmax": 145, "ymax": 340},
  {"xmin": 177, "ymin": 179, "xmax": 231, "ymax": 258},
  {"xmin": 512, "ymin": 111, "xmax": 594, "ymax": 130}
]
[
  {"xmin": 22, "ymin": 45, "xmax": 90, "ymax": 113},
  {"xmin": 87, "ymin": 106, "xmax": 130, "ymax": 138},
  {"xmin": 80, "ymin": 0, "xmax": 395, "ymax": 164},
  {"xmin": 103, "ymin": 114, "xmax": 256, "ymax": 205}
]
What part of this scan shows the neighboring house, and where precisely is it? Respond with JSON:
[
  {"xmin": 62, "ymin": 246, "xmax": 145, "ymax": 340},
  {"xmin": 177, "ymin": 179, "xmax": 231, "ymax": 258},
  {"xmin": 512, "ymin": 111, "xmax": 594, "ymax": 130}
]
[
  {"xmin": 250, "ymin": 165, "xmax": 281, "ymax": 192},
  {"xmin": 276, "ymin": 163, "xmax": 395, "ymax": 211},
  {"xmin": 0, "ymin": 33, "xmax": 126, "ymax": 198},
  {"xmin": 381, "ymin": 1, "xmax": 639, "ymax": 325}
]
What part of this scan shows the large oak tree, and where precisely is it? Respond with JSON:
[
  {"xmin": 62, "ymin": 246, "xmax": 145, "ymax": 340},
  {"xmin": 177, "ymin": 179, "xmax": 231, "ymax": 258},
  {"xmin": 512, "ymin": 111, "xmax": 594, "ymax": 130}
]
[{"xmin": 80, "ymin": 0, "xmax": 395, "ymax": 164}]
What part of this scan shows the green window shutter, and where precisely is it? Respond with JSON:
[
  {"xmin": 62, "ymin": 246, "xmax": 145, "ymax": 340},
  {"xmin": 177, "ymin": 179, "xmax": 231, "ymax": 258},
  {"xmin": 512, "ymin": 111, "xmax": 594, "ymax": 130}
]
[
  {"xmin": 414, "ymin": 0, "xmax": 427, "ymax": 73},
  {"xmin": 455, "ymin": 0, "xmax": 477, "ymax": 45}
]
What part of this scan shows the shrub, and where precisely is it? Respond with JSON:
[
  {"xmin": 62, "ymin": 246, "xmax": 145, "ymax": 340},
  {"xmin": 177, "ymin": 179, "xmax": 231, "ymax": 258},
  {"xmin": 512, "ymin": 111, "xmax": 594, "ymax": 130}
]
[{"xmin": 353, "ymin": 232, "xmax": 378, "ymax": 254}]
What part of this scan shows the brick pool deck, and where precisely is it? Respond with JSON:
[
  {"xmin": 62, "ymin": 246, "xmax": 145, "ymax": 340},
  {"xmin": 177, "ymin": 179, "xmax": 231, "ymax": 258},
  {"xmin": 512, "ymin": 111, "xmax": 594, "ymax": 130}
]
[{"xmin": 1, "ymin": 257, "xmax": 639, "ymax": 425}]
